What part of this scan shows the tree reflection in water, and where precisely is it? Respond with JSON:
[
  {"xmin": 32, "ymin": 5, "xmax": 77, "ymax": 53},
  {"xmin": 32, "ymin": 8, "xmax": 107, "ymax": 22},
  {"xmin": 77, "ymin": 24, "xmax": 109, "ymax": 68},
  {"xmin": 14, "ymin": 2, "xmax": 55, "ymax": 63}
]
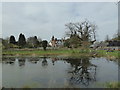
[
  {"xmin": 28, "ymin": 57, "xmax": 39, "ymax": 64},
  {"xmin": 42, "ymin": 57, "xmax": 48, "ymax": 68},
  {"xmin": 18, "ymin": 58, "xmax": 25, "ymax": 67},
  {"xmin": 65, "ymin": 57, "xmax": 97, "ymax": 87},
  {"xmin": 2, "ymin": 57, "xmax": 15, "ymax": 65},
  {"xmin": 2, "ymin": 56, "xmax": 97, "ymax": 87}
]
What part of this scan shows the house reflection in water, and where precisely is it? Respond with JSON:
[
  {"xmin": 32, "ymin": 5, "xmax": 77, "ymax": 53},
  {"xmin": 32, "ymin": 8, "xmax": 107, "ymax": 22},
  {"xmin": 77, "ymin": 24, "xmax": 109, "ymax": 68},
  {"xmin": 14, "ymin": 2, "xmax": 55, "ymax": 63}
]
[{"xmin": 51, "ymin": 57, "xmax": 58, "ymax": 65}]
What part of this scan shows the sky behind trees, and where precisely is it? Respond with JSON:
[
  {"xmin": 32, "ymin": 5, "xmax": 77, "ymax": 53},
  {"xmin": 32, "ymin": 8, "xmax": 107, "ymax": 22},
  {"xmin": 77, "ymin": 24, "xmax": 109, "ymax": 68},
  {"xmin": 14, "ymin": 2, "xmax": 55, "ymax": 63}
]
[{"xmin": 2, "ymin": 2, "xmax": 118, "ymax": 41}]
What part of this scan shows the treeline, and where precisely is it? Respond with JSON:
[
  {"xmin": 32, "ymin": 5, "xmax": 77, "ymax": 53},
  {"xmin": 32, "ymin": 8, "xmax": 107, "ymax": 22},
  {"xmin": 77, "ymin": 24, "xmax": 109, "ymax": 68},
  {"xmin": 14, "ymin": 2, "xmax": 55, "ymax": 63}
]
[
  {"xmin": 4, "ymin": 20, "xmax": 117, "ymax": 49},
  {"xmin": 2, "ymin": 33, "xmax": 48, "ymax": 50},
  {"xmin": 2, "ymin": 20, "xmax": 98, "ymax": 49},
  {"xmin": 64, "ymin": 20, "xmax": 97, "ymax": 48}
]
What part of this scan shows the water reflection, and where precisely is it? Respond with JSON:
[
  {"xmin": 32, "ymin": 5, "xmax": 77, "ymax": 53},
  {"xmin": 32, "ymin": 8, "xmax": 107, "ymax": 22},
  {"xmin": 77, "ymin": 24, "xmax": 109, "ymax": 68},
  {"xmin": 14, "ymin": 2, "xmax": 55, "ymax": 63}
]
[
  {"xmin": 42, "ymin": 57, "xmax": 48, "ymax": 68},
  {"xmin": 51, "ymin": 57, "xmax": 58, "ymax": 65},
  {"xmin": 18, "ymin": 58, "xmax": 25, "ymax": 67},
  {"xmin": 2, "ymin": 57, "xmax": 97, "ymax": 87},
  {"xmin": 2, "ymin": 57, "xmax": 15, "ymax": 65},
  {"xmin": 28, "ymin": 57, "xmax": 39, "ymax": 64},
  {"xmin": 2, "ymin": 57, "xmax": 118, "ymax": 88},
  {"xmin": 65, "ymin": 57, "xmax": 97, "ymax": 86}
]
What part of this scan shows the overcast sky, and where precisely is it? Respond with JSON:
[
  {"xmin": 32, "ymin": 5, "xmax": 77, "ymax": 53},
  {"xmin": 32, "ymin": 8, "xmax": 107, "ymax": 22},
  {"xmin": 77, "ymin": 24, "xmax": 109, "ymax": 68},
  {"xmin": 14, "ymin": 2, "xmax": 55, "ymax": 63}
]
[{"xmin": 2, "ymin": 2, "xmax": 118, "ymax": 41}]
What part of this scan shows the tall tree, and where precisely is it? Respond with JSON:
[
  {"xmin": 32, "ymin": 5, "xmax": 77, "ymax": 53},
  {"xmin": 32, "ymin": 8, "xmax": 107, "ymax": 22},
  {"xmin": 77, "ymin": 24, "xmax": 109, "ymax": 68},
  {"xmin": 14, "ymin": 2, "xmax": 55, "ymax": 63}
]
[
  {"xmin": 9, "ymin": 35, "xmax": 16, "ymax": 44},
  {"xmin": 65, "ymin": 20, "xmax": 97, "ymax": 42},
  {"xmin": 42, "ymin": 40, "xmax": 48, "ymax": 50},
  {"xmin": 65, "ymin": 20, "xmax": 97, "ymax": 47},
  {"xmin": 18, "ymin": 33, "xmax": 26, "ymax": 47}
]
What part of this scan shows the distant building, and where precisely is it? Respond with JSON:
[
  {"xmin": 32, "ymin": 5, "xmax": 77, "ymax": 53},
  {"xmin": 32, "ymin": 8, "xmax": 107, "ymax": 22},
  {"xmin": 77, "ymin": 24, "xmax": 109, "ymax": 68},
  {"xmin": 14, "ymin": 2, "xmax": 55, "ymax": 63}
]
[
  {"xmin": 107, "ymin": 40, "xmax": 120, "ymax": 51},
  {"xmin": 49, "ymin": 36, "xmax": 65, "ymax": 47},
  {"xmin": 107, "ymin": 40, "xmax": 120, "ymax": 47},
  {"xmin": 91, "ymin": 40, "xmax": 120, "ymax": 51}
]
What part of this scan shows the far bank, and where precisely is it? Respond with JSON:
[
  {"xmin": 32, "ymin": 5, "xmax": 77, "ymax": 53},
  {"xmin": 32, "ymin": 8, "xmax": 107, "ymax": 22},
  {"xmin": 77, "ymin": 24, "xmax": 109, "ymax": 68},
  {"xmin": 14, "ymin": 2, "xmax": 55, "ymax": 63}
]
[{"xmin": 2, "ymin": 48, "xmax": 119, "ymax": 60}]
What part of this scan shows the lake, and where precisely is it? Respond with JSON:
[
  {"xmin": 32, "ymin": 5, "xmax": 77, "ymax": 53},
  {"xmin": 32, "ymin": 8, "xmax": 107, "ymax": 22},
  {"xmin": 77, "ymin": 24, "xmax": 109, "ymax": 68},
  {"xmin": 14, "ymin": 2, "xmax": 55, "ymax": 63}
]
[{"xmin": 2, "ymin": 56, "xmax": 118, "ymax": 88}]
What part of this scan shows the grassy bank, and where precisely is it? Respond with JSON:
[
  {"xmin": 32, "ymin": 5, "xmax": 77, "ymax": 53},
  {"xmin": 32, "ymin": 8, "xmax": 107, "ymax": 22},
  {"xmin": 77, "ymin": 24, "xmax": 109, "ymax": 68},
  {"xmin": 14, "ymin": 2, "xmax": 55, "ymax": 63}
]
[
  {"xmin": 96, "ymin": 50, "xmax": 119, "ymax": 59},
  {"xmin": 105, "ymin": 82, "xmax": 120, "ymax": 88},
  {"xmin": 2, "ymin": 48, "xmax": 90, "ymax": 57},
  {"xmin": 2, "ymin": 48, "xmax": 119, "ymax": 59}
]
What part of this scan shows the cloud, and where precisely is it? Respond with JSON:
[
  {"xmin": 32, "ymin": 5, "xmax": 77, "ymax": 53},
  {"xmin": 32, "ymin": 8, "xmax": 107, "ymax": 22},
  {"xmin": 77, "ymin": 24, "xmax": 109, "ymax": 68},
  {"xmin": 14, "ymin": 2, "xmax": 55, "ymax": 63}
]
[{"xmin": 2, "ymin": 2, "xmax": 118, "ymax": 41}]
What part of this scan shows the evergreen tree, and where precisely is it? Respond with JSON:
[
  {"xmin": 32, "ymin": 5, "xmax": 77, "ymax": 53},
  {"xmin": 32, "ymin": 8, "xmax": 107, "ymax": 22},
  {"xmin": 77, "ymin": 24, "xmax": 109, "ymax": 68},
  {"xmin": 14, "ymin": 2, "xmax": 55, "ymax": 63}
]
[
  {"xmin": 18, "ymin": 33, "xmax": 26, "ymax": 47},
  {"xmin": 9, "ymin": 35, "xmax": 16, "ymax": 44}
]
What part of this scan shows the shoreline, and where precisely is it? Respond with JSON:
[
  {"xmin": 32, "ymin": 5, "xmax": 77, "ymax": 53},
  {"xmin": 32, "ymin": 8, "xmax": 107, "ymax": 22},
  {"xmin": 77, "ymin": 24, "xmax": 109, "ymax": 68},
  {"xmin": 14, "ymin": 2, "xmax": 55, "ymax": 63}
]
[{"xmin": 2, "ymin": 49, "xmax": 119, "ymax": 60}]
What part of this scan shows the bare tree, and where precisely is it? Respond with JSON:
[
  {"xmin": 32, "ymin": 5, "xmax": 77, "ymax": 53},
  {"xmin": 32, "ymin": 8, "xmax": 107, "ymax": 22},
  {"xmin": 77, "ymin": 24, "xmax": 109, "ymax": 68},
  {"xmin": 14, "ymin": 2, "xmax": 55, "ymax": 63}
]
[
  {"xmin": 65, "ymin": 58, "xmax": 97, "ymax": 86},
  {"xmin": 65, "ymin": 20, "xmax": 97, "ymax": 43}
]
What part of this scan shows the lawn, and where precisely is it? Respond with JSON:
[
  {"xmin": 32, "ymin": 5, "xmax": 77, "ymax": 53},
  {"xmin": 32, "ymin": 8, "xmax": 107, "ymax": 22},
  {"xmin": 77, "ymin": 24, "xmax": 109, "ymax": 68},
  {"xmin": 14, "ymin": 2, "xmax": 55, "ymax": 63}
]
[
  {"xmin": 96, "ymin": 50, "xmax": 119, "ymax": 59},
  {"xmin": 2, "ymin": 48, "xmax": 91, "ymax": 57},
  {"xmin": 2, "ymin": 48, "xmax": 120, "ymax": 59}
]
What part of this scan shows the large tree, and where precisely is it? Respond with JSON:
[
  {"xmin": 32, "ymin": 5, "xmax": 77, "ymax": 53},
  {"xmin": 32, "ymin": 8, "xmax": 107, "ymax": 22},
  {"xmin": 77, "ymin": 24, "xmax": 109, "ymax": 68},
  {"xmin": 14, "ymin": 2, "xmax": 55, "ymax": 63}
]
[
  {"xmin": 65, "ymin": 20, "xmax": 97, "ymax": 46},
  {"xmin": 27, "ymin": 36, "xmax": 39, "ymax": 48},
  {"xmin": 9, "ymin": 35, "xmax": 16, "ymax": 44},
  {"xmin": 18, "ymin": 33, "xmax": 26, "ymax": 47},
  {"xmin": 42, "ymin": 40, "xmax": 48, "ymax": 50}
]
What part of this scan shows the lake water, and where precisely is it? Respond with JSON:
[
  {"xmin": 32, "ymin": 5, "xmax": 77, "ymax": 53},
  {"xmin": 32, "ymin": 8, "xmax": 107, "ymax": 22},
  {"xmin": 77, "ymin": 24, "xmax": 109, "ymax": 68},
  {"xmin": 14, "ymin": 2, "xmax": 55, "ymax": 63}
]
[{"xmin": 2, "ymin": 57, "xmax": 118, "ymax": 88}]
